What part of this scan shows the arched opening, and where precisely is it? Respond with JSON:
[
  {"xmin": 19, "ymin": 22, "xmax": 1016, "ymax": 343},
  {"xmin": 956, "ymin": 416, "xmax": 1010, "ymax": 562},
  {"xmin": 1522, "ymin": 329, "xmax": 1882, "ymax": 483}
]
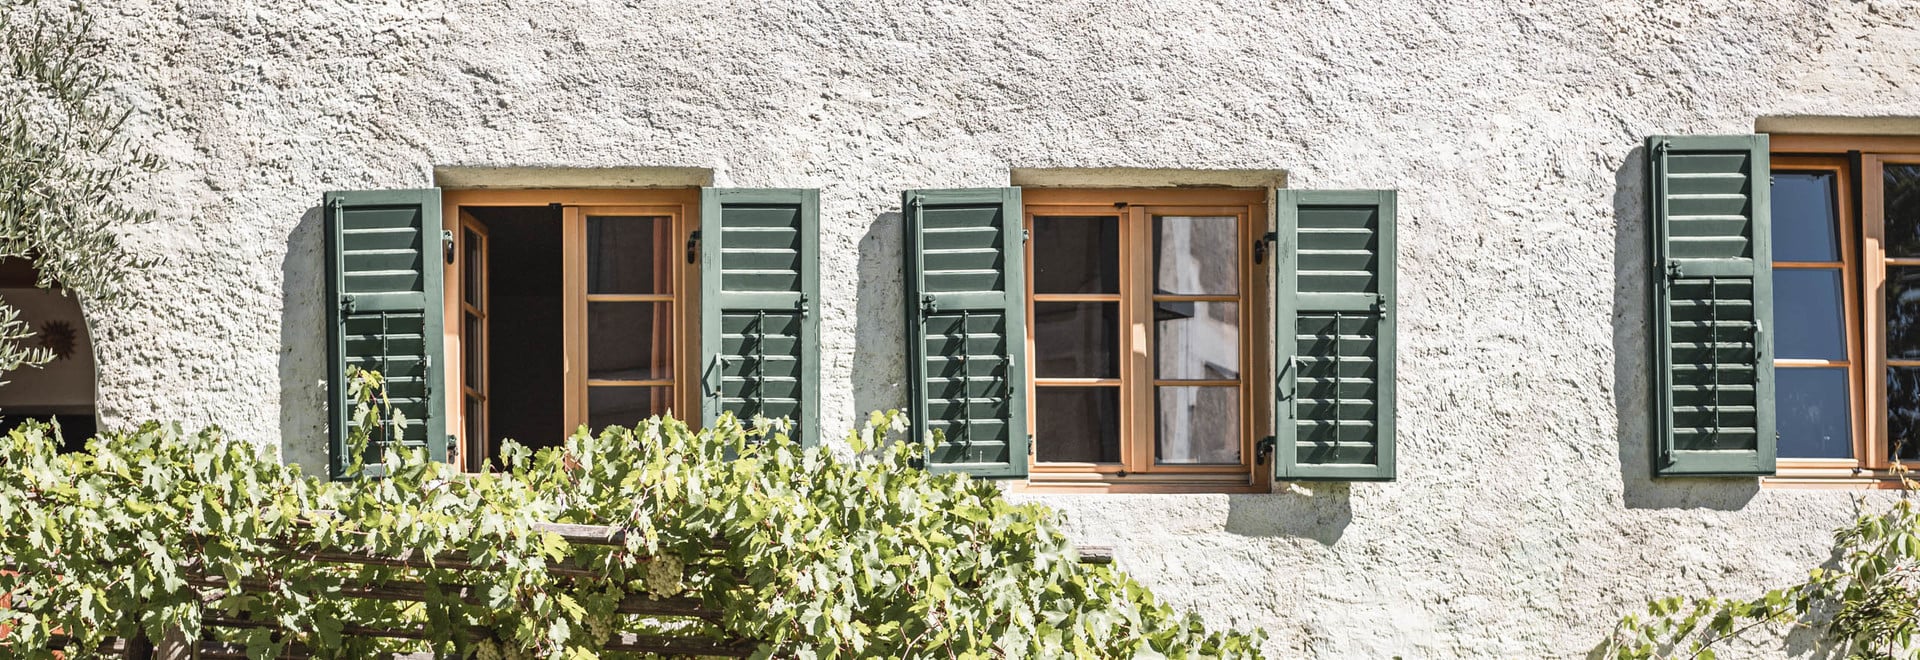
[{"xmin": 0, "ymin": 258, "xmax": 97, "ymax": 452}]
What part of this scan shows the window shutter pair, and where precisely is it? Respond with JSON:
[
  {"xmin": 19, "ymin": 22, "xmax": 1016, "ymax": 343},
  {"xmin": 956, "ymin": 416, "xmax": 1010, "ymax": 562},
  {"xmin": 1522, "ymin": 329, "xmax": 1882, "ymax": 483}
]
[
  {"xmin": 1647, "ymin": 135, "xmax": 1776, "ymax": 477},
  {"xmin": 322, "ymin": 188, "xmax": 822, "ymax": 479},
  {"xmin": 901, "ymin": 188, "xmax": 1401, "ymax": 481}
]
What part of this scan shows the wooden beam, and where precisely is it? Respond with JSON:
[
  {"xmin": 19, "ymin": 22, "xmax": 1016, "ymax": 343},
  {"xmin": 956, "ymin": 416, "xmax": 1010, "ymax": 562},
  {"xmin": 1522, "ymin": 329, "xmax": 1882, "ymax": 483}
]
[{"xmin": 185, "ymin": 573, "xmax": 718, "ymax": 620}]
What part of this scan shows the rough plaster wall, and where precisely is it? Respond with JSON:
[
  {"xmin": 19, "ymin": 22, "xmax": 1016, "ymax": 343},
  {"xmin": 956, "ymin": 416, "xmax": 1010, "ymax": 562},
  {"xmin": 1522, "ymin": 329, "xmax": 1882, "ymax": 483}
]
[{"xmin": 75, "ymin": 0, "xmax": 1920, "ymax": 655}]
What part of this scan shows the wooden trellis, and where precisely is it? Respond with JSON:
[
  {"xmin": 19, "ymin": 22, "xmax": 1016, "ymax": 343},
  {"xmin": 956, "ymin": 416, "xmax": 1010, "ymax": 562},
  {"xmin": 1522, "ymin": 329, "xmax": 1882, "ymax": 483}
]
[{"xmin": 19, "ymin": 522, "xmax": 1113, "ymax": 658}]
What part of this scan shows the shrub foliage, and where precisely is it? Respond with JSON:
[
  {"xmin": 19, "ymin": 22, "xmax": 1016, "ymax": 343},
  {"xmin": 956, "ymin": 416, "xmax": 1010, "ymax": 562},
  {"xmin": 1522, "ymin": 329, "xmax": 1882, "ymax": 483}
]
[
  {"xmin": 1603, "ymin": 478, "xmax": 1920, "ymax": 659},
  {"xmin": 0, "ymin": 404, "xmax": 1263, "ymax": 657},
  {"xmin": 0, "ymin": 0, "xmax": 154, "ymax": 378}
]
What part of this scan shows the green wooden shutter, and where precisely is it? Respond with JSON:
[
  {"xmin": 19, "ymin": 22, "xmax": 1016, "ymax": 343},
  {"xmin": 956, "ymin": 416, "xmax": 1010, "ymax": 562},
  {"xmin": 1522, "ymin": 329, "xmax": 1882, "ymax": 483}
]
[
  {"xmin": 1648, "ymin": 135, "xmax": 1775, "ymax": 477},
  {"xmin": 1274, "ymin": 190, "xmax": 1397, "ymax": 481},
  {"xmin": 699, "ymin": 188, "xmax": 821, "ymax": 444},
  {"xmin": 903, "ymin": 188, "xmax": 1029, "ymax": 478},
  {"xmin": 324, "ymin": 188, "xmax": 448, "ymax": 480}
]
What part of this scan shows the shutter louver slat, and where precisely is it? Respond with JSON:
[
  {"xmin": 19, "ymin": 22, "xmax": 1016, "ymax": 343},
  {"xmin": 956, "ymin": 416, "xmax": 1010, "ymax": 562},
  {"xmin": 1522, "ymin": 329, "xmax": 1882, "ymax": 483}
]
[
  {"xmin": 699, "ymin": 189, "xmax": 821, "ymax": 445},
  {"xmin": 1275, "ymin": 190, "xmax": 1397, "ymax": 482},
  {"xmin": 904, "ymin": 188, "xmax": 1029, "ymax": 478},
  {"xmin": 324, "ymin": 188, "xmax": 448, "ymax": 480},
  {"xmin": 1648, "ymin": 134, "xmax": 1775, "ymax": 477}
]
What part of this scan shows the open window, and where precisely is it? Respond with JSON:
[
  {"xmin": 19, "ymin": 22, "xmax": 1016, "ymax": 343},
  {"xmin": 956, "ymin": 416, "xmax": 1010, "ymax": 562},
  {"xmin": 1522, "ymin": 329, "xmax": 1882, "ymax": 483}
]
[
  {"xmin": 322, "ymin": 187, "xmax": 820, "ymax": 479},
  {"xmin": 443, "ymin": 190, "xmax": 702, "ymax": 469}
]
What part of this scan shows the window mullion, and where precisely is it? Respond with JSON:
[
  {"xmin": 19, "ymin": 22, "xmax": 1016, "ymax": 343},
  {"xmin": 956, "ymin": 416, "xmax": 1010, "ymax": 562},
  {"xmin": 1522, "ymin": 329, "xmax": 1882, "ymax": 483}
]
[
  {"xmin": 562, "ymin": 206, "xmax": 586, "ymax": 432},
  {"xmin": 1126, "ymin": 205, "xmax": 1153, "ymax": 474},
  {"xmin": 1863, "ymin": 154, "xmax": 1890, "ymax": 470}
]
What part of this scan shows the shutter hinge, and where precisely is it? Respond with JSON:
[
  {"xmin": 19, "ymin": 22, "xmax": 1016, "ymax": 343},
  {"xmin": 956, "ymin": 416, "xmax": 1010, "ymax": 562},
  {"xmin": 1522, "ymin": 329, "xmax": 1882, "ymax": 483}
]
[
  {"xmin": 1374, "ymin": 292, "xmax": 1389, "ymax": 314},
  {"xmin": 796, "ymin": 292, "xmax": 811, "ymax": 317},
  {"xmin": 909, "ymin": 197, "xmax": 924, "ymax": 210},
  {"xmin": 442, "ymin": 229, "xmax": 454, "ymax": 265},
  {"xmin": 1664, "ymin": 261, "xmax": 1684, "ymax": 286},
  {"xmin": 1255, "ymin": 436, "xmax": 1276, "ymax": 466},
  {"xmin": 1254, "ymin": 231, "xmax": 1278, "ymax": 265},
  {"xmin": 686, "ymin": 230, "xmax": 702, "ymax": 264},
  {"xmin": 921, "ymin": 294, "xmax": 939, "ymax": 317},
  {"xmin": 1022, "ymin": 229, "xmax": 1030, "ymax": 243},
  {"xmin": 340, "ymin": 294, "xmax": 357, "ymax": 315}
]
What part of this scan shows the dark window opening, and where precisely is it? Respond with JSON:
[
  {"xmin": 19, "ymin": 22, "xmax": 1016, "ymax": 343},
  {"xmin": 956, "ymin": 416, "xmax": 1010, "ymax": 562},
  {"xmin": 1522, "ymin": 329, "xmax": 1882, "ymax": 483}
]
[{"xmin": 466, "ymin": 206, "xmax": 566, "ymax": 459}]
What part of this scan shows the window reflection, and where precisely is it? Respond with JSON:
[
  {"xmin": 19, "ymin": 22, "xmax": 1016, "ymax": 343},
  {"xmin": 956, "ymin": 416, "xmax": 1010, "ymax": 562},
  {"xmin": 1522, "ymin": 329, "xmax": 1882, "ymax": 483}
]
[
  {"xmin": 1033, "ymin": 302, "xmax": 1119, "ymax": 378},
  {"xmin": 587, "ymin": 216, "xmax": 668, "ymax": 295},
  {"xmin": 1778, "ymin": 367, "xmax": 1852, "ymax": 459},
  {"xmin": 1884, "ymin": 165, "xmax": 1920, "ymax": 257},
  {"xmin": 1155, "ymin": 301, "xmax": 1239, "ymax": 379},
  {"xmin": 1888, "ymin": 368, "xmax": 1920, "ymax": 461},
  {"xmin": 1887, "ymin": 267, "xmax": 1920, "ymax": 360},
  {"xmin": 588, "ymin": 386, "xmax": 671, "ymax": 431},
  {"xmin": 1033, "ymin": 216, "xmax": 1119, "ymax": 294},
  {"xmin": 1153, "ymin": 215, "xmax": 1237, "ymax": 295},
  {"xmin": 588, "ymin": 302, "xmax": 670, "ymax": 381},
  {"xmin": 1771, "ymin": 171, "xmax": 1840, "ymax": 262},
  {"xmin": 1035, "ymin": 387, "xmax": 1121, "ymax": 463},
  {"xmin": 1156, "ymin": 387, "xmax": 1240, "ymax": 464},
  {"xmin": 1774, "ymin": 269, "xmax": 1847, "ymax": 361}
]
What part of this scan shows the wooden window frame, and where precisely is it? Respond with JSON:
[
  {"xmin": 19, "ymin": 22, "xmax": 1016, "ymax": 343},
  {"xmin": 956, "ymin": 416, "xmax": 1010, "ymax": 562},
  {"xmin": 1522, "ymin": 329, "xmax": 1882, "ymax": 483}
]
[
  {"xmin": 441, "ymin": 189, "xmax": 701, "ymax": 470},
  {"xmin": 1767, "ymin": 135, "xmax": 1920, "ymax": 488},
  {"xmin": 458, "ymin": 213, "xmax": 491, "ymax": 471},
  {"xmin": 1018, "ymin": 188, "xmax": 1270, "ymax": 493}
]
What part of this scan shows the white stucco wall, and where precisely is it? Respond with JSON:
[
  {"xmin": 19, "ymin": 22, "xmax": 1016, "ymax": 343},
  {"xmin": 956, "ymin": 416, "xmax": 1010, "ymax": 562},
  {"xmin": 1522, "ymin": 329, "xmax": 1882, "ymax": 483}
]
[{"xmin": 72, "ymin": 0, "xmax": 1920, "ymax": 655}]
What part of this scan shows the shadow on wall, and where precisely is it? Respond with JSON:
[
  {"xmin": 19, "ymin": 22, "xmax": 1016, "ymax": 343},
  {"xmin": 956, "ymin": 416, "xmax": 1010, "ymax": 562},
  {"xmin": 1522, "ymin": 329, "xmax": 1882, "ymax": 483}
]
[
  {"xmin": 853, "ymin": 211, "xmax": 907, "ymax": 416},
  {"xmin": 1224, "ymin": 487, "xmax": 1352, "ymax": 546},
  {"xmin": 1613, "ymin": 145, "xmax": 1758, "ymax": 510},
  {"xmin": 279, "ymin": 206, "xmax": 328, "ymax": 472}
]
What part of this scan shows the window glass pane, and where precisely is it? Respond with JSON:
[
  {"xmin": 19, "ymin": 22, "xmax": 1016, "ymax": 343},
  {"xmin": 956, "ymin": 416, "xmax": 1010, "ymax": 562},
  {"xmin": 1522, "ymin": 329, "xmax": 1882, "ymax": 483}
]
[
  {"xmin": 1889, "ymin": 367, "xmax": 1920, "ymax": 460},
  {"xmin": 587, "ymin": 215, "xmax": 669, "ymax": 294},
  {"xmin": 1773, "ymin": 268, "xmax": 1846, "ymax": 360},
  {"xmin": 1777, "ymin": 367, "xmax": 1852, "ymax": 459},
  {"xmin": 1155, "ymin": 386, "xmax": 1241, "ymax": 464},
  {"xmin": 1031, "ymin": 216, "xmax": 1119, "ymax": 294},
  {"xmin": 1884, "ymin": 164, "xmax": 1920, "ymax": 258},
  {"xmin": 1154, "ymin": 215, "xmax": 1237, "ymax": 295},
  {"xmin": 588, "ymin": 386, "xmax": 672, "ymax": 431},
  {"xmin": 463, "ymin": 312, "xmax": 484, "ymax": 392},
  {"xmin": 1155, "ymin": 301, "xmax": 1239, "ymax": 379},
  {"xmin": 1888, "ymin": 267, "xmax": 1920, "ymax": 360},
  {"xmin": 1033, "ymin": 302, "xmax": 1118, "ymax": 378},
  {"xmin": 1770, "ymin": 171, "xmax": 1840, "ymax": 263},
  {"xmin": 463, "ymin": 228, "xmax": 484, "ymax": 306},
  {"xmin": 1034, "ymin": 386, "xmax": 1120, "ymax": 463},
  {"xmin": 464, "ymin": 394, "xmax": 484, "ymax": 470},
  {"xmin": 588, "ymin": 302, "xmax": 671, "ymax": 381}
]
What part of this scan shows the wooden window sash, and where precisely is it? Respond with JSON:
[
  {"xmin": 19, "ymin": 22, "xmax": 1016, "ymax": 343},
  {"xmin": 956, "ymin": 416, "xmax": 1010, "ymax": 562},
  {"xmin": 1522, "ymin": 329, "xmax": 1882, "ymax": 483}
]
[
  {"xmin": 1771, "ymin": 155, "xmax": 1865, "ymax": 475},
  {"xmin": 458, "ymin": 211, "xmax": 490, "ymax": 470},
  {"xmin": 1864, "ymin": 153, "xmax": 1920, "ymax": 471},
  {"xmin": 1021, "ymin": 192, "xmax": 1266, "ymax": 486},
  {"xmin": 567, "ymin": 204, "xmax": 689, "ymax": 431}
]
